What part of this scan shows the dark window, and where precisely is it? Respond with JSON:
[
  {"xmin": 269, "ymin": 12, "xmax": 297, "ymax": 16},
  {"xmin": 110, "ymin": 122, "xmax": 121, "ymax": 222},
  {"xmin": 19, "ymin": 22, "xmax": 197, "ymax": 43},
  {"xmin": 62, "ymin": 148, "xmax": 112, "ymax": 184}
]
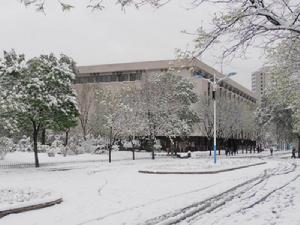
[
  {"xmin": 75, "ymin": 76, "xmax": 94, "ymax": 84},
  {"xmin": 111, "ymin": 74, "xmax": 117, "ymax": 81},
  {"xmin": 117, "ymin": 73, "xmax": 129, "ymax": 82},
  {"xmin": 103, "ymin": 75, "xmax": 111, "ymax": 82},
  {"xmin": 130, "ymin": 73, "xmax": 137, "ymax": 81},
  {"xmin": 95, "ymin": 75, "xmax": 104, "ymax": 82},
  {"xmin": 77, "ymin": 71, "xmax": 142, "ymax": 84}
]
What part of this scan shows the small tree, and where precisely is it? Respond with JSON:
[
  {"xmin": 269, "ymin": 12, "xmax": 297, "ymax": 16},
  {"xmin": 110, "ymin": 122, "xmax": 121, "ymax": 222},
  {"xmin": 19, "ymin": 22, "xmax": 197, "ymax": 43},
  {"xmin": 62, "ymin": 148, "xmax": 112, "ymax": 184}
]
[
  {"xmin": 95, "ymin": 88, "xmax": 129, "ymax": 163},
  {"xmin": 76, "ymin": 84, "xmax": 95, "ymax": 140},
  {"xmin": 119, "ymin": 87, "xmax": 146, "ymax": 160},
  {"xmin": 0, "ymin": 50, "xmax": 79, "ymax": 167}
]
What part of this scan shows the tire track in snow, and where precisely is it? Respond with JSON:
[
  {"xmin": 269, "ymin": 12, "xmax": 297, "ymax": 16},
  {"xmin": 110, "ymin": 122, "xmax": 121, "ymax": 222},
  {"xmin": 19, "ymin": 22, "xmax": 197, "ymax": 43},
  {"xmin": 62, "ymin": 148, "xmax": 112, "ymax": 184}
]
[
  {"xmin": 140, "ymin": 162, "xmax": 297, "ymax": 225},
  {"xmin": 75, "ymin": 181, "xmax": 224, "ymax": 225}
]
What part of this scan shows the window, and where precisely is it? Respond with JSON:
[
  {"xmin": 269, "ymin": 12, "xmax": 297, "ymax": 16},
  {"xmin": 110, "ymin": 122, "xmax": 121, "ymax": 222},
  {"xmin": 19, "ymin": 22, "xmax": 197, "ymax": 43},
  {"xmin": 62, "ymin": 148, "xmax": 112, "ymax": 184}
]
[
  {"xmin": 129, "ymin": 72, "xmax": 142, "ymax": 81},
  {"xmin": 75, "ymin": 76, "xmax": 94, "ymax": 84},
  {"xmin": 76, "ymin": 71, "xmax": 142, "ymax": 84},
  {"xmin": 111, "ymin": 74, "xmax": 117, "ymax": 82},
  {"xmin": 130, "ymin": 73, "xmax": 137, "ymax": 81},
  {"xmin": 117, "ymin": 73, "xmax": 129, "ymax": 82},
  {"xmin": 95, "ymin": 75, "xmax": 104, "ymax": 82}
]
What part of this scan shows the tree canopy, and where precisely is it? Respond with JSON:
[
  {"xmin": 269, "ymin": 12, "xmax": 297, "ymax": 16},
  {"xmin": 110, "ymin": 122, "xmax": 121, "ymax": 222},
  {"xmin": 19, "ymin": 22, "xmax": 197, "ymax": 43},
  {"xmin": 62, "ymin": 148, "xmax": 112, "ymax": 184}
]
[{"xmin": 0, "ymin": 50, "xmax": 79, "ymax": 167}]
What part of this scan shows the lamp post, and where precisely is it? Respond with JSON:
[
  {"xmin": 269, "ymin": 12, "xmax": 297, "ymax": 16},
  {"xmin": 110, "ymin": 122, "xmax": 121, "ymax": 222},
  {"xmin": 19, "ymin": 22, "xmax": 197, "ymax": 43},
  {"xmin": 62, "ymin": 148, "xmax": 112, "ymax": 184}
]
[{"xmin": 196, "ymin": 71, "xmax": 236, "ymax": 164}]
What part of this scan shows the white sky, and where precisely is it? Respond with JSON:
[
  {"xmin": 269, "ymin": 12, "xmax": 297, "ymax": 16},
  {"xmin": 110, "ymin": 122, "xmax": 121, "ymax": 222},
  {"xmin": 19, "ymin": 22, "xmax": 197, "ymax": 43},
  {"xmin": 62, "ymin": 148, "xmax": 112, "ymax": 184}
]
[{"xmin": 0, "ymin": 0, "xmax": 266, "ymax": 89}]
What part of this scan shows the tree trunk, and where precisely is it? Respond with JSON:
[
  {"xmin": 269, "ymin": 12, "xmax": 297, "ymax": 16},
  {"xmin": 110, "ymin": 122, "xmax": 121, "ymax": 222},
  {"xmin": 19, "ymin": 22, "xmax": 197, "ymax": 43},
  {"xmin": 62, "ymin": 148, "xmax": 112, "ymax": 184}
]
[
  {"xmin": 132, "ymin": 148, "xmax": 135, "ymax": 160},
  {"xmin": 209, "ymin": 140, "xmax": 212, "ymax": 156},
  {"xmin": 64, "ymin": 130, "xmax": 69, "ymax": 146},
  {"xmin": 32, "ymin": 125, "xmax": 40, "ymax": 168},
  {"xmin": 109, "ymin": 147, "xmax": 112, "ymax": 163},
  {"xmin": 151, "ymin": 138, "xmax": 155, "ymax": 160},
  {"xmin": 41, "ymin": 128, "xmax": 46, "ymax": 145},
  {"xmin": 131, "ymin": 140, "xmax": 135, "ymax": 160},
  {"xmin": 152, "ymin": 148, "xmax": 155, "ymax": 159},
  {"xmin": 109, "ymin": 127, "xmax": 113, "ymax": 163},
  {"xmin": 298, "ymin": 135, "xmax": 300, "ymax": 158},
  {"xmin": 83, "ymin": 128, "xmax": 87, "ymax": 141}
]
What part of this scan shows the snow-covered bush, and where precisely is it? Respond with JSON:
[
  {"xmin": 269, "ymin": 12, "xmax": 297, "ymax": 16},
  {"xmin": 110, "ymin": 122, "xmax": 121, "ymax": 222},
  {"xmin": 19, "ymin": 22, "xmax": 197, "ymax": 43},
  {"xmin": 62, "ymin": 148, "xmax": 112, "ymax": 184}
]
[
  {"xmin": 0, "ymin": 137, "xmax": 14, "ymax": 160},
  {"xmin": 123, "ymin": 141, "xmax": 132, "ymax": 149},
  {"xmin": 153, "ymin": 139, "xmax": 162, "ymax": 151},
  {"xmin": 73, "ymin": 135, "xmax": 97, "ymax": 154},
  {"xmin": 48, "ymin": 136, "xmax": 64, "ymax": 156},
  {"xmin": 112, "ymin": 144, "xmax": 119, "ymax": 151},
  {"xmin": 66, "ymin": 135, "xmax": 109, "ymax": 155},
  {"xmin": 38, "ymin": 144, "xmax": 50, "ymax": 153},
  {"xmin": 123, "ymin": 139, "xmax": 140, "ymax": 150},
  {"xmin": 16, "ymin": 136, "xmax": 32, "ymax": 152}
]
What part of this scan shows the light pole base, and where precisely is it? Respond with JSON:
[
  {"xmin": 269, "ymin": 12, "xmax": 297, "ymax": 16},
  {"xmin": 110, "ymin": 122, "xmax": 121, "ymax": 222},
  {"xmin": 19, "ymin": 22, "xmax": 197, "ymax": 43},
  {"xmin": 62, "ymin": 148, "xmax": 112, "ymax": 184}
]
[{"xmin": 214, "ymin": 144, "xmax": 217, "ymax": 164}]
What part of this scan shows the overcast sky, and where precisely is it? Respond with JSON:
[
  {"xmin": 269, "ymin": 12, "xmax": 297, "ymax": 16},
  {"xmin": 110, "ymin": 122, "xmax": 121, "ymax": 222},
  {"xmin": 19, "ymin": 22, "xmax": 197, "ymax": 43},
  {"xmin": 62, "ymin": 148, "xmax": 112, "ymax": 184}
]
[{"xmin": 0, "ymin": 0, "xmax": 266, "ymax": 90}]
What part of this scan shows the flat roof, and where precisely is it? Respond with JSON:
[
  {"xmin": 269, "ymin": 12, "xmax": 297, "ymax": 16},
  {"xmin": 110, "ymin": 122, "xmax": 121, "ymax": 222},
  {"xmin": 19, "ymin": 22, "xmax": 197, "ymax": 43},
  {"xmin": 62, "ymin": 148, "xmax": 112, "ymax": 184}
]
[{"xmin": 77, "ymin": 59, "xmax": 256, "ymax": 99}]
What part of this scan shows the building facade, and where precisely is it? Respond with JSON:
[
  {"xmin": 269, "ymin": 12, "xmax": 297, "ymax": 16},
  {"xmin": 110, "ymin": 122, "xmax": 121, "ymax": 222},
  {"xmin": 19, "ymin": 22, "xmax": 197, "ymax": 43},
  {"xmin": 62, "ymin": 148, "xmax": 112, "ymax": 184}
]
[{"xmin": 75, "ymin": 59, "xmax": 257, "ymax": 152}]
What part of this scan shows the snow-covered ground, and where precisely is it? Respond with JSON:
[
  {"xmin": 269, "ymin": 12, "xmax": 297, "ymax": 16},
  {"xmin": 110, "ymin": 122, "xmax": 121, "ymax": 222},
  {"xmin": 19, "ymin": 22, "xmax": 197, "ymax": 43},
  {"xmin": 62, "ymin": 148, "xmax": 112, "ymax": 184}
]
[
  {"xmin": 0, "ymin": 187, "xmax": 58, "ymax": 211},
  {"xmin": 0, "ymin": 151, "xmax": 299, "ymax": 225},
  {"xmin": 141, "ymin": 158, "xmax": 265, "ymax": 173},
  {"xmin": 1, "ymin": 151, "xmax": 153, "ymax": 165}
]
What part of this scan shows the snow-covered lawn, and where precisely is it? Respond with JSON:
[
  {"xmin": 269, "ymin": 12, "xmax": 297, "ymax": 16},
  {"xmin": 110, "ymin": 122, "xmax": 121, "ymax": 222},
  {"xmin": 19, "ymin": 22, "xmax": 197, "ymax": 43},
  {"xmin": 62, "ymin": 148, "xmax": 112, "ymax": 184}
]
[
  {"xmin": 141, "ymin": 158, "xmax": 264, "ymax": 173},
  {"xmin": 0, "ymin": 149, "xmax": 291, "ymax": 167},
  {"xmin": 0, "ymin": 151, "xmax": 154, "ymax": 166},
  {"xmin": 0, "ymin": 187, "xmax": 58, "ymax": 211},
  {"xmin": 0, "ymin": 154, "xmax": 299, "ymax": 225}
]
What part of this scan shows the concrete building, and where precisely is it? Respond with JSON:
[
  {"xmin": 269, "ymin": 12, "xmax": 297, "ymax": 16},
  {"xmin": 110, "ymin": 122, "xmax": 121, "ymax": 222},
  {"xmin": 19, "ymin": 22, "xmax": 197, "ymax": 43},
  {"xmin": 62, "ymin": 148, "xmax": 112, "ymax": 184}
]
[
  {"xmin": 251, "ymin": 67, "xmax": 271, "ymax": 103},
  {"xmin": 75, "ymin": 59, "xmax": 257, "ymax": 151},
  {"xmin": 76, "ymin": 59, "xmax": 256, "ymax": 102}
]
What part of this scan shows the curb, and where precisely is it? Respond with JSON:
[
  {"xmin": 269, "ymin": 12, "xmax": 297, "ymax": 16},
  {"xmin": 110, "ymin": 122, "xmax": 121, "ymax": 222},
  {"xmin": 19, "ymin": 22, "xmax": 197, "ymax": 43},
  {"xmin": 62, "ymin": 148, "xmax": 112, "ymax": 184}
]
[
  {"xmin": 138, "ymin": 162, "xmax": 267, "ymax": 175},
  {"xmin": 0, "ymin": 198, "xmax": 63, "ymax": 218}
]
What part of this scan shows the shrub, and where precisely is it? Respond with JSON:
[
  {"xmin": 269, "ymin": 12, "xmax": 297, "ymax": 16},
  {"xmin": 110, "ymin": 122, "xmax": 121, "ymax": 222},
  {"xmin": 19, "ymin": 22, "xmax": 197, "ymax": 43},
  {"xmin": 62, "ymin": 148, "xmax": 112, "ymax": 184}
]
[{"xmin": 0, "ymin": 137, "xmax": 14, "ymax": 160}]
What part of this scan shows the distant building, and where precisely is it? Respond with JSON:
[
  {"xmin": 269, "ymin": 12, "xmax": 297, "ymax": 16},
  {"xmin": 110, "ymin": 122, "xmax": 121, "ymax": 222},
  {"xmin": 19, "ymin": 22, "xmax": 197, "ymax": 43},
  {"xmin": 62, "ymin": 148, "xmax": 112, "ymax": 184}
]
[
  {"xmin": 74, "ymin": 59, "xmax": 257, "ymax": 151},
  {"xmin": 251, "ymin": 67, "xmax": 271, "ymax": 103}
]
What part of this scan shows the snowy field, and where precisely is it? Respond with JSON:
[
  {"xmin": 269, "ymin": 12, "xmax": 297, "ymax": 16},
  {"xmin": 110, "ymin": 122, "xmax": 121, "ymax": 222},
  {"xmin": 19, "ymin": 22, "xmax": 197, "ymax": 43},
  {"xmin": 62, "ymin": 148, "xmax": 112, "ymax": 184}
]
[
  {"xmin": 0, "ymin": 151, "xmax": 299, "ymax": 225},
  {"xmin": 0, "ymin": 187, "xmax": 59, "ymax": 211},
  {"xmin": 1, "ymin": 151, "xmax": 154, "ymax": 165},
  {"xmin": 141, "ymin": 157, "xmax": 264, "ymax": 173}
]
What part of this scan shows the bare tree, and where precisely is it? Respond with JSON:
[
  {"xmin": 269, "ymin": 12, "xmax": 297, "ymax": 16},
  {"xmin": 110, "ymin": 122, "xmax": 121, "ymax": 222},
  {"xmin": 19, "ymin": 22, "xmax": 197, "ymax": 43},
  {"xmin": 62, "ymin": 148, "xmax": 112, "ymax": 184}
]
[
  {"xmin": 195, "ymin": 94, "xmax": 214, "ymax": 155},
  {"xmin": 119, "ymin": 87, "xmax": 147, "ymax": 160},
  {"xmin": 75, "ymin": 84, "xmax": 95, "ymax": 141},
  {"xmin": 95, "ymin": 88, "xmax": 129, "ymax": 163}
]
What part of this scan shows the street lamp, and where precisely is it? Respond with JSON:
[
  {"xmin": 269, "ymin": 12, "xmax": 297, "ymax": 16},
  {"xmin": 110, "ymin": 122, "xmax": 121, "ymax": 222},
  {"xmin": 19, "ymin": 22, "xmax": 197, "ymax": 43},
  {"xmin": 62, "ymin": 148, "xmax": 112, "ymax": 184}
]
[{"xmin": 195, "ymin": 71, "xmax": 237, "ymax": 164}]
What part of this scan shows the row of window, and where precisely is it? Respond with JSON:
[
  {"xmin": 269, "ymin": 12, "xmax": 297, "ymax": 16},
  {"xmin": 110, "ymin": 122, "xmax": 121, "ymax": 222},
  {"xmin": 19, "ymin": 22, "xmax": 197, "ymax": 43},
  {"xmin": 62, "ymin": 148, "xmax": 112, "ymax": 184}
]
[
  {"xmin": 207, "ymin": 84, "xmax": 253, "ymax": 103},
  {"xmin": 75, "ymin": 72, "xmax": 142, "ymax": 84}
]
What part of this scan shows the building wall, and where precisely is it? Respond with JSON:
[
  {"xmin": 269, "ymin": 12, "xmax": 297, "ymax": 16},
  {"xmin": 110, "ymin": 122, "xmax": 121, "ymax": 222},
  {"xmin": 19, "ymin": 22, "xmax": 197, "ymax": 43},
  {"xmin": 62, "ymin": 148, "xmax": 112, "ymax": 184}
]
[{"xmin": 73, "ymin": 59, "xmax": 256, "ymax": 143}]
